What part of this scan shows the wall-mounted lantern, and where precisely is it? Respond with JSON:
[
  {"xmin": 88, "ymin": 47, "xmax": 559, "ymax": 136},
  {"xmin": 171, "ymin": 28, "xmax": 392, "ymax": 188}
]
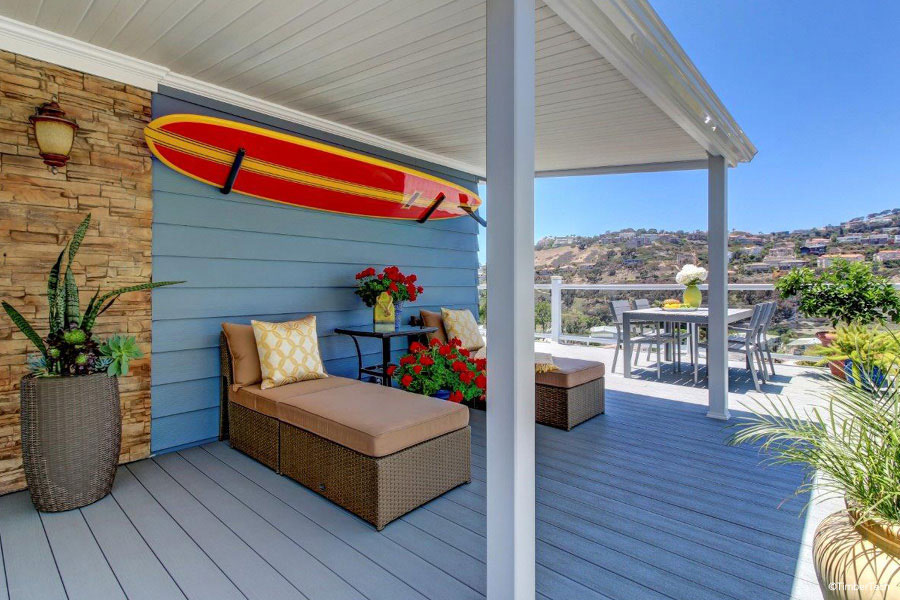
[{"xmin": 29, "ymin": 98, "xmax": 78, "ymax": 171}]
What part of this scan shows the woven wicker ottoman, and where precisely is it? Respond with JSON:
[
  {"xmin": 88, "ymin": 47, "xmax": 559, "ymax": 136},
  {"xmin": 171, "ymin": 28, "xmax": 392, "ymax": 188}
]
[
  {"xmin": 535, "ymin": 357, "xmax": 605, "ymax": 430},
  {"xmin": 220, "ymin": 332, "xmax": 471, "ymax": 530}
]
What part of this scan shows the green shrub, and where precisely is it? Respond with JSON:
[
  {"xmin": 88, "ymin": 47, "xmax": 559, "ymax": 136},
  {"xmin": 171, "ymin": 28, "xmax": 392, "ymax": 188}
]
[{"xmin": 774, "ymin": 259, "xmax": 900, "ymax": 326}]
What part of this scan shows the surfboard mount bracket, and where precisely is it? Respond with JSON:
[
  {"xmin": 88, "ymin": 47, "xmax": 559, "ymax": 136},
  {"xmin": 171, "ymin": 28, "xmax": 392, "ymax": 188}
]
[
  {"xmin": 417, "ymin": 192, "xmax": 446, "ymax": 223},
  {"xmin": 460, "ymin": 205, "xmax": 487, "ymax": 227},
  {"xmin": 220, "ymin": 147, "xmax": 246, "ymax": 194}
]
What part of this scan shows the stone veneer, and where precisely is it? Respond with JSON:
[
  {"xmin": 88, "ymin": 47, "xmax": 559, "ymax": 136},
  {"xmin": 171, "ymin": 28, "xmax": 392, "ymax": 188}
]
[{"xmin": 0, "ymin": 51, "xmax": 153, "ymax": 494}]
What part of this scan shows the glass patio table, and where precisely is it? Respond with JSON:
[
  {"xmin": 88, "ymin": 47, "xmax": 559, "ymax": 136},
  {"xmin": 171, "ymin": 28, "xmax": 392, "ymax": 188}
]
[{"xmin": 622, "ymin": 307, "xmax": 754, "ymax": 383}]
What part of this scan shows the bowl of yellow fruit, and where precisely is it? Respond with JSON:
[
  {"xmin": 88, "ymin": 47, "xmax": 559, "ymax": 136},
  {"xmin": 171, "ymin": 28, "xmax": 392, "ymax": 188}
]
[{"xmin": 661, "ymin": 299, "xmax": 696, "ymax": 311}]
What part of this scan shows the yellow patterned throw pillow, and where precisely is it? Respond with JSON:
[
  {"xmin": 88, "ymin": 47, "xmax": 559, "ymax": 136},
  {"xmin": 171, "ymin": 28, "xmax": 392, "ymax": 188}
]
[
  {"xmin": 251, "ymin": 316, "xmax": 327, "ymax": 389},
  {"xmin": 441, "ymin": 308, "xmax": 485, "ymax": 351}
]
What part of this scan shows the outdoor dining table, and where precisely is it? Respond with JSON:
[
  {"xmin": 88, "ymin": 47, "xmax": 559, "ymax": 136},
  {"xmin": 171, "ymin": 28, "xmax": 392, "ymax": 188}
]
[{"xmin": 622, "ymin": 307, "xmax": 755, "ymax": 383}]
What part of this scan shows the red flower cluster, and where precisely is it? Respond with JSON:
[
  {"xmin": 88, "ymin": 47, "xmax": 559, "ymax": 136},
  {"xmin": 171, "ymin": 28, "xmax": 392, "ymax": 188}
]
[
  {"xmin": 354, "ymin": 265, "xmax": 424, "ymax": 306},
  {"xmin": 388, "ymin": 336, "xmax": 487, "ymax": 402}
]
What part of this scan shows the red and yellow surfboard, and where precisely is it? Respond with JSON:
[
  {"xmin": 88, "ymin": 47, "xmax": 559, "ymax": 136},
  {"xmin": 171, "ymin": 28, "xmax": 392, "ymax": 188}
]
[{"xmin": 144, "ymin": 114, "xmax": 481, "ymax": 221}]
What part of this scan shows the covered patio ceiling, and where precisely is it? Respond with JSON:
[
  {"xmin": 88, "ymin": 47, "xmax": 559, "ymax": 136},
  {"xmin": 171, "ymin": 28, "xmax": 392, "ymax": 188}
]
[{"xmin": 0, "ymin": 0, "xmax": 755, "ymax": 177}]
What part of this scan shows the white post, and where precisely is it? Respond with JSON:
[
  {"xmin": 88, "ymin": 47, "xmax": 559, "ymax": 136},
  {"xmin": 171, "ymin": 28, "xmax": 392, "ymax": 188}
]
[
  {"xmin": 486, "ymin": 0, "xmax": 536, "ymax": 598},
  {"xmin": 707, "ymin": 153, "xmax": 729, "ymax": 419},
  {"xmin": 550, "ymin": 275, "xmax": 562, "ymax": 343}
]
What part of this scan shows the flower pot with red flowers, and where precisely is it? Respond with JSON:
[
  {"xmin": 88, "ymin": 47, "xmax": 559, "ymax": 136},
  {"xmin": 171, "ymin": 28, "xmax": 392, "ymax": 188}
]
[
  {"xmin": 390, "ymin": 338, "xmax": 487, "ymax": 405},
  {"xmin": 355, "ymin": 266, "xmax": 424, "ymax": 329}
]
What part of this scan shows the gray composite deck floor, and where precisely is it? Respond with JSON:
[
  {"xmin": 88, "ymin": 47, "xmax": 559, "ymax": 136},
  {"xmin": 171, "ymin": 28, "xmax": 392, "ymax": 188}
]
[{"xmin": 0, "ymin": 391, "xmax": 819, "ymax": 600}]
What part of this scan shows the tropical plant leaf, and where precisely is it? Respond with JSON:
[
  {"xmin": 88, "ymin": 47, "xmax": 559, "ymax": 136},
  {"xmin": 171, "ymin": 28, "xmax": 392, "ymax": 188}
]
[
  {"xmin": 82, "ymin": 280, "xmax": 183, "ymax": 331},
  {"xmin": 80, "ymin": 288, "xmax": 100, "ymax": 328},
  {"xmin": 63, "ymin": 268, "xmax": 80, "ymax": 326},
  {"xmin": 67, "ymin": 214, "xmax": 90, "ymax": 269},
  {"xmin": 47, "ymin": 247, "xmax": 66, "ymax": 333},
  {"xmin": 2, "ymin": 302, "xmax": 47, "ymax": 358}
]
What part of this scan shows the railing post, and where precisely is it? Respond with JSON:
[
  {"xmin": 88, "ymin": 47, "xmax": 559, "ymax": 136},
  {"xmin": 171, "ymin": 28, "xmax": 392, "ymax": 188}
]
[{"xmin": 550, "ymin": 276, "xmax": 562, "ymax": 343}]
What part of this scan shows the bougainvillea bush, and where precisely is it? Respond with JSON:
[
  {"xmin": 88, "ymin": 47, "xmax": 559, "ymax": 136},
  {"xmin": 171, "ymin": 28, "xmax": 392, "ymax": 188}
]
[
  {"xmin": 389, "ymin": 338, "xmax": 486, "ymax": 403},
  {"xmin": 354, "ymin": 265, "xmax": 424, "ymax": 306}
]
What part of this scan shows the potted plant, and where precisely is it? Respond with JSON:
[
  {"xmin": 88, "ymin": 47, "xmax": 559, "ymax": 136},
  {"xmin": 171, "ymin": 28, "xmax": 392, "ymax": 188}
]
[
  {"xmin": 775, "ymin": 260, "xmax": 900, "ymax": 376},
  {"xmin": 355, "ymin": 266, "xmax": 424, "ymax": 328},
  {"xmin": 675, "ymin": 264, "xmax": 708, "ymax": 308},
  {"xmin": 729, "ymin": 353, "xmax": 900, "ymax": 599},
  {"xmin": 389, "ymin": 338, "xmax": 486, "ymax": 404},
  {"xmin": 2, "ymin": 214, "xmax": 182, "ymax": 511},
  {"xmin": 811, "ymin": 324, "xmax": 900, "ymax": 388}
]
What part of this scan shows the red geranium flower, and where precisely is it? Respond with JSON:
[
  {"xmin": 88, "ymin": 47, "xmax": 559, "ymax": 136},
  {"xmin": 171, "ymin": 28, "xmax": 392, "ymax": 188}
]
[
  {"xmin": 388, "ymin": 281, "xmax": 399, "ymax": 293},
  {"xmin": 459, "ymin": 348, "xmax": 470, "ymax": 357},
  {"xmin": 413, "ymin": 364, "xmax": 422, "ymax": 374},
  {"xmin": 430, "ymin": 338, "xmax": 442, "ymax": 348},
  {"xmin": 409, "ymin": 341, "xmax": 426, "ymax": 353},
  {"xmin": 475, "ymin": 374, "xmax": 487, "ymax": 390},
  {"xmin": 420, "ymin": 355, "xmax": 435, "ymax": 366},
  {"xmin": 459, "ymin": 370, "xmax": 475, "ymax": 384},
  {"xmin": 386, "ymin": 365, "xmax": 397, "ymax": 376},
  {"xmin": 406, "ymin": 283, "xmax": 416, "ymax": 297},
  {"xmin": 474, "ymin": 358, "xmax": 487, "ymax": 370},
  {"xmin": 400, "ymin": 355, "xmax": 416, "ymax": 365},
  {"xmin": 417, "ymin": 286, "xmax": 424, "ymax": 294},
  {"xmin": 452, "ymin": 360, "xmax": 467, "ymax": 372},
  {"xmin": 449, "ymin": 338, "xmax": 462, "ymax": 347},
  {"xmin": 407, "ymin": 274, "xmax": 417, "ymax": 283},
  {"xmin": 439, "ymin": 345, "xmax": 452, "ymax": 356},
  {"xmin": 449, "ymin": 391, "xmax": 463, "ymax": 403},
  {"xmin": 401, "ymin": 374, "xmax": 413, "ymax": 388}
]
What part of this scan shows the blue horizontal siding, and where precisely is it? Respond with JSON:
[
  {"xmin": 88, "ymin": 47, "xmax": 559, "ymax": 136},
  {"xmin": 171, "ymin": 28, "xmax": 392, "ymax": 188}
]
[{"xmin": 150, "ymin": 90, "xmax": 480, "ymax": 454}]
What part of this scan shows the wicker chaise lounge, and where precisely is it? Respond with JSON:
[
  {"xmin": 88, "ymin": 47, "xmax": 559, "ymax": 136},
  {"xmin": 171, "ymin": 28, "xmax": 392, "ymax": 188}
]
[{"xmin": 219, "ymin": 327, "xmax": 471, "ymax": 530}]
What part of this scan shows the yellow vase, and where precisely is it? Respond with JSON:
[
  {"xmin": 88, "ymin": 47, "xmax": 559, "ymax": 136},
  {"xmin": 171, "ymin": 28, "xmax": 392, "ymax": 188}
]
[{"xmin": 683, "ymin": 284, "xmax": 702, "ymax": 308}]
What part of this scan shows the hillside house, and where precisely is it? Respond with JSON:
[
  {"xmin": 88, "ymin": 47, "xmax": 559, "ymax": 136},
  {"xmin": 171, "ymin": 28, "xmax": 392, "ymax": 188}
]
[{"xmin": 818, "ymin": 253, "xmax": 865, "ymax": 269}]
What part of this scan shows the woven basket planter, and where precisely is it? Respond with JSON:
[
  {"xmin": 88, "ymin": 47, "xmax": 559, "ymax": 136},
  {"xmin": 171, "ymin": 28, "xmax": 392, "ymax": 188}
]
[{"xmin": 20, "ymin": 373, "xmax": 121, "ymax": 512}]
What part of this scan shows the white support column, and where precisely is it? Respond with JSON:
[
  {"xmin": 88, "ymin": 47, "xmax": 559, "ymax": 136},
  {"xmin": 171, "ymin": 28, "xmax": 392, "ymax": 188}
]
[
  {"xmin": 707, "ymin": 153, "xmax": 729, "ymax": 420},
  {"xmin": 550, "ymin": 275, "xmax": 562, "ymax": 343},
  {"xmin": 486, "ymin": 0, "xmax": 536, "ymax": 598}
]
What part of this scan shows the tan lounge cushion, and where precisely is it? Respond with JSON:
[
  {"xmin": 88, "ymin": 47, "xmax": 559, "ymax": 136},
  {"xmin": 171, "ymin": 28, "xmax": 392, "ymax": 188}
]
[
  {"xmin": 420, "ymin": 309, "xmax": 448, "ymax": 344},
  {"xmin": 277, "ymin": 383, "xmax": 469, "ymax": 457},
  {"xmin": 222, "ymin": 323, "xmax": 262, "ymax": 390},
  {"xmin": 534, "ymin": 357, "xmax": 605, "ymax": 389},
  {"xmin": 230, "ymin": 376, "xmax": 359, "ymax": 418}
]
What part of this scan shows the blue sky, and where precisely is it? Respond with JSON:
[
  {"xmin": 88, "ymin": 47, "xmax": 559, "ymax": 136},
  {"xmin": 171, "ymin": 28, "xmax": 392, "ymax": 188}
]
[{"xmin": 477, "ymin": 0, "xmax": 900, "ymax": 263}]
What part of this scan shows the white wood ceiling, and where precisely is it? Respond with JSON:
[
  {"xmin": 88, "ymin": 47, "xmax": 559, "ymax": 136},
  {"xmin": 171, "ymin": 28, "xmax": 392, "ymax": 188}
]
[{"xmin": 0, "ymin": 0, "xmax": 707, "ymax": 174}]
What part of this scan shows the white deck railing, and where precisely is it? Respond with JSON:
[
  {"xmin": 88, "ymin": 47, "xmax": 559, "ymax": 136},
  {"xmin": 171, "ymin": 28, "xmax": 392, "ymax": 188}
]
[{"xmin": 478, "ymin": 278, "xmax": 790, "ymax": 355}]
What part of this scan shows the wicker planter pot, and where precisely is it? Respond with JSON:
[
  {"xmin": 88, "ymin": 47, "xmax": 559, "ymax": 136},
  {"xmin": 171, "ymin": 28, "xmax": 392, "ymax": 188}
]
[
  {"xmin": 20, "ymin": 374, "xmax": 121, "ymax": 512},
  {"xmin": 813, "ymin": 507, "xmax": 900, "ymax": 599}
]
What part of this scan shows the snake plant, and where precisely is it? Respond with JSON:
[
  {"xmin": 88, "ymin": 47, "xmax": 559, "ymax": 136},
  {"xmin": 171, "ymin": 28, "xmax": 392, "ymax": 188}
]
[{"xmin": 2, "ymin": 213, "xmax": 182, "ymax": 376}]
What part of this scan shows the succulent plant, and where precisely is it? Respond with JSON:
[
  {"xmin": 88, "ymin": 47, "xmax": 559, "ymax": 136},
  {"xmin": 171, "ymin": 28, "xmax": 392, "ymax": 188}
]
[{"xmin": 2, "ymin": 213, "xmax": 183, "ymax": 376}]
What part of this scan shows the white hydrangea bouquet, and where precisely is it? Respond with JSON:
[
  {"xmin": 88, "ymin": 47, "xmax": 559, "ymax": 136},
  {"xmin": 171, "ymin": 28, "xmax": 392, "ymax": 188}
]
[
  {"xmin": 675, "ymin": 264, "xmax": 707, "ymax": 308},
  {"xmin": 675, "ymin": 264, "xmax": 708, "ymax": 286}
]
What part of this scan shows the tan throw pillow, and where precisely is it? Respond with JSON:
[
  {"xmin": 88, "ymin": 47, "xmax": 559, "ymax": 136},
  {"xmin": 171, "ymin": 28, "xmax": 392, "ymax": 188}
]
[
  {"xmin": 221, "ymin": 323, "xmax": 262, "ymax": 390},
  {"xmin": 251, "ymin": 316, "xmax": 327, "ymax": 389},
  {"xmin": 420, "ymin": 309, "xmax": 448, "ymax": 344},
  {"xmin": 441, "ymin": 308, "xmax": 485, "ymax": 351},
  {"xmin": 534, "ymin": 352, "xmax": 559, "ymax": 374}
]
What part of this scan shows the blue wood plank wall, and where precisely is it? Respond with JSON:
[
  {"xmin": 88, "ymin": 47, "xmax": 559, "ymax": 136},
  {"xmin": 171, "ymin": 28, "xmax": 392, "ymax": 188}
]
[{"xmin": 150, "ymin": 88, "xmax": 481, "ymax": 454}]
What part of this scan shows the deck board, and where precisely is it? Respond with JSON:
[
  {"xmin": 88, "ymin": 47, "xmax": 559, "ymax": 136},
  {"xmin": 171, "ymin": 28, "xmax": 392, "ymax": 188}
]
[
  {"xmin": 40, "ymin": 508, "xmax": 126, "ymax": 600},
  {"xmin": 80, "ymin": 493, "xmax": 187, "ymax": 600},
  {"xmin": 0, "ymin": 492, "xmax": 67, "ymax": 600},
  {"xmin": 0, "ymin": 390, "xmax": 816, "ymax": 600}
]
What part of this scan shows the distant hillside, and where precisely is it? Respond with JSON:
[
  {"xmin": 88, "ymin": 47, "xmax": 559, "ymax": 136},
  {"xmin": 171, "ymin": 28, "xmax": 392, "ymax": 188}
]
[{"xmin": 534, "ymin": 209, "xmax": 900, "ymax": 284}]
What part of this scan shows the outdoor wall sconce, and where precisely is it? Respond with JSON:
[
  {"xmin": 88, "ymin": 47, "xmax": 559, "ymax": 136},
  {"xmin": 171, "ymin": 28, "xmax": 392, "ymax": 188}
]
[{"xmin": 29, "ymin": 98, "xmax": 78, "ymax": 172}]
